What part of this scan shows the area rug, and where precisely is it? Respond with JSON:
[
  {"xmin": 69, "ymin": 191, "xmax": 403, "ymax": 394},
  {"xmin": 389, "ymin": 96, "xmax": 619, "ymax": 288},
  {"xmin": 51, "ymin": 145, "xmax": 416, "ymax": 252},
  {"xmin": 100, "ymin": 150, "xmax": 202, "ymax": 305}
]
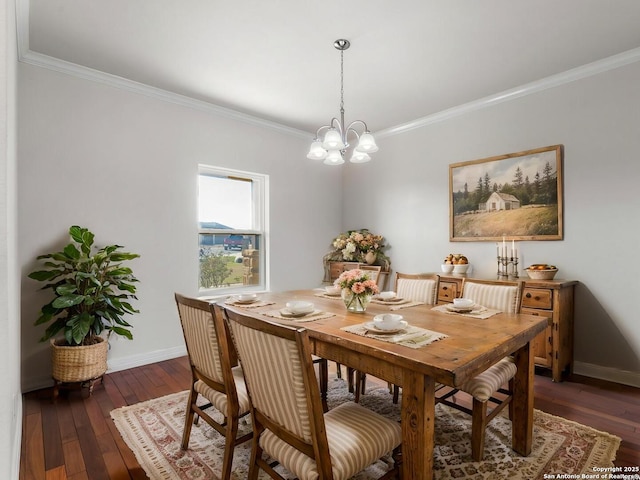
[{"xmin": 111, "ymin": 379, "xmax": 620, "ymax": 480}]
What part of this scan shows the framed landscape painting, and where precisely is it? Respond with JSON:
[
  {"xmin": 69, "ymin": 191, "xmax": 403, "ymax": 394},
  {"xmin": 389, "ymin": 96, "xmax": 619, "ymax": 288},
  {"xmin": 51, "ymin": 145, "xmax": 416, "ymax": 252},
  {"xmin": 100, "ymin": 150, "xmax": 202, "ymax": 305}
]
[{"xmin": 449, "ymin": 145, "xmax": 564, "ymax": 242}]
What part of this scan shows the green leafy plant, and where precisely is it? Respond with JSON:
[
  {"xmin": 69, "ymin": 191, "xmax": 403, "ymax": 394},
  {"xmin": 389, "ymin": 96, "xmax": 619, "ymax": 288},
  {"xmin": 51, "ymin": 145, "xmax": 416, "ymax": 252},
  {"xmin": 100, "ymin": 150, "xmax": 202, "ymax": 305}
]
[{"xmin": 28, "ymin": 225, "xmax": 140, "ymax": 346}]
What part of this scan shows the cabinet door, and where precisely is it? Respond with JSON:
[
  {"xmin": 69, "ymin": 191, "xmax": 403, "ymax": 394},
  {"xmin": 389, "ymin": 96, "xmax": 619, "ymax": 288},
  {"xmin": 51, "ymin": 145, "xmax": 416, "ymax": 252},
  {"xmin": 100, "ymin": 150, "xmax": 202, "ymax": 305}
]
[{"xmin": 521, "ymin": 307, "xmax": 553, "ymax": 367}]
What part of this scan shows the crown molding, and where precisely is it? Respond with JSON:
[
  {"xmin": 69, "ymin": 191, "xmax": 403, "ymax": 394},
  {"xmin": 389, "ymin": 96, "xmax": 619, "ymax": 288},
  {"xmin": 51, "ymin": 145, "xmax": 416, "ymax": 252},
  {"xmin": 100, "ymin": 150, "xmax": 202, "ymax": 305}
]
[
  {"xmin": 14, "ymin": 0, "xmax": 640, "ymax": 140},
  {"xmin": 15, "ymin": 0, "xmax": 309, "ymax": 141},
  {"xmin": 376, "ymin": 46, "xmax": 640, "ymax": 138},
  {"xmin": 18, "ymin": 49, "xmax": 311, "ymax": 139}
]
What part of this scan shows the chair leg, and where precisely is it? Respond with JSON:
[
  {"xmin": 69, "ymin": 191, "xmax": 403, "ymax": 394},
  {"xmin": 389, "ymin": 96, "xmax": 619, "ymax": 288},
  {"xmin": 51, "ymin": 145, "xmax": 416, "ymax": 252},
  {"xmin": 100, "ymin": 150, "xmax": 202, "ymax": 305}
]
[
  {"xmin": 181, "ymin": 387, "xmax": 197, "ymax": 449},
  {"xmin": 508, "ymin": 379, "xmax": 514, "ymax": 421},
  {"xmin": 392, "ymin": 384, "xmax": 400, "ymax": 404},
  {"xmin": 471, "ymin": 398, "xmax": 488, "ymax": 462},
  {"xmin": 353, "ymin": 371, "xmax": 368, "ymax": 402},
  {"xmin": 248, "ymin": 431, "xmax": 262, "ymax": 480},
  {"xmin": 318, "ymin": 359, "xmax": 329, "ymax": 413},
  {"xmin": 347, "ymin": 367, "xmax": 355, "ymax": 392},
  {"xmin": 335, "ymin": 362, "xmax": 342, "ymax": 379},
  {"xmin": 221, "ymin": 417, "xmax": 239, "ymax": 480}
]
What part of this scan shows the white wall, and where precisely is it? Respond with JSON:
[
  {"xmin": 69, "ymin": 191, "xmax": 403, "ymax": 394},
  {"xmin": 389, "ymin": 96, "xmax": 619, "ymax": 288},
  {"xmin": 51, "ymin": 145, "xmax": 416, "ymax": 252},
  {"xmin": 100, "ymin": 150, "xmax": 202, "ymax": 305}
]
[
  {"xmin": 18, "ymin": 63, "xmax": 343, "ymax": 391},
  {"xmin": 1, "ymin": 0, "xmax": 21, "ymax": 476},
  {"xmin": 343, "ymin": 61, "xmax": 640, "ymax": 386}
]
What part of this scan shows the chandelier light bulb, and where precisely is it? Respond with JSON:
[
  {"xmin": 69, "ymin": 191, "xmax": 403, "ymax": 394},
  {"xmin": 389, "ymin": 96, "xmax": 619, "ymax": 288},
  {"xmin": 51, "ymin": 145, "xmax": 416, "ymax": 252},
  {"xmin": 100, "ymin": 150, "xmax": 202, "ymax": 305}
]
[
  {"xmin": 322, "ymin": 128, "xmax": 345, "ymax": 150},
  {"xmin": 307, "ymin": 140, "xmax": 328, "ymax": 160},
  {"xmin": 350, "ymin": 151, "xmax": 371, "ymax": 163},
  {"xmin": 324, "ymin": 150, "xmax": 344, "ymax": 165},
  {"xmin": 355, "ymin": 133, "xmax": 379, "ymax": 153}
]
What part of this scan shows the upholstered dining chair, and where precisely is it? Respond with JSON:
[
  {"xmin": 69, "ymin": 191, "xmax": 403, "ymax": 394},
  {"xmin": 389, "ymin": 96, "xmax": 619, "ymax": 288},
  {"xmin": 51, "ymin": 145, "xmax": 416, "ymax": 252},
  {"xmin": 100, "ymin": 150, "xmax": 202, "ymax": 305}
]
[
  {"xmin": 395, "ymin": 272, "xmax": 440, "ymax": 304},
  {"xmin": 359, "ymin": 264, "xmax": 384, "ymax": 289},
  {"xmin": 174, "ymin": 294, "xmax": 253, "ymax": 479},
  {"xmin": 357, "ymin": 273, "xmax": 441, "ymax": 404},
  {"xmin": 223, "ymin": 307, "xmax": 403, "ymax": 480},
  {"xmin": 435, "ymin": 279, "xmax": 524, "ymax": 461}
]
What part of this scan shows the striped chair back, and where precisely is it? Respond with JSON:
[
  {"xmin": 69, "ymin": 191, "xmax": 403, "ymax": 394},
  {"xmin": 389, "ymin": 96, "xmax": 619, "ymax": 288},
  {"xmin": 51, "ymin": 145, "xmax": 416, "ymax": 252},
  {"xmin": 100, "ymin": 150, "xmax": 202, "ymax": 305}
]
[
  {"xmin": 176, "ymin": 295, "xmax": 225, "ymax": 384},
  {"xmin": 225, "ymin": 311, "xmax": 316, "ymax": 443},
  {"xmin": 460, "ymin": 279, "xmax": 524, "ymax": 313},
  {"xmin": 395, "ymin": 273, "xmax": 440, "ymax": 304}
]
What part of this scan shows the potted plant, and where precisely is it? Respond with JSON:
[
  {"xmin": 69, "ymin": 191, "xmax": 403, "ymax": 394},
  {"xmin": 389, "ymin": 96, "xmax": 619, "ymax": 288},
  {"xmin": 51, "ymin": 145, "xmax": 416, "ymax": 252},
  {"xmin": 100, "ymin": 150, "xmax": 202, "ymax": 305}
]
[{"xmin": 28, "ymin": 225, "xmax": 140, "ymax": 394}]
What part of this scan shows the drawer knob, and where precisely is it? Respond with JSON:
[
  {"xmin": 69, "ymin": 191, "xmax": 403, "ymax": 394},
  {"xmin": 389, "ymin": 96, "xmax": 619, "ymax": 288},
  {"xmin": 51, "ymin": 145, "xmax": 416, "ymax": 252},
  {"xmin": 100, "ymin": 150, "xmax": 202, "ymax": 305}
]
[
  {"xmin": 526, "ymin": 293, "xmax": 532, "ymax": 298},
  {"xmin": 443, "ymin": 286, "xmax": 448, "ymax": 291}
]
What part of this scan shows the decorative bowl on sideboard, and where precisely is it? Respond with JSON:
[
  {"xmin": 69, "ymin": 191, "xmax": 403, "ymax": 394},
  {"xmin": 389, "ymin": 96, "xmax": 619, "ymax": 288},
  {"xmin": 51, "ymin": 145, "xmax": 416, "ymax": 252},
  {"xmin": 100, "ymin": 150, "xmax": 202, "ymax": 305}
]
[{"xmin": 525, "ymin": 268, "xmax": 558, "ymax": 280}]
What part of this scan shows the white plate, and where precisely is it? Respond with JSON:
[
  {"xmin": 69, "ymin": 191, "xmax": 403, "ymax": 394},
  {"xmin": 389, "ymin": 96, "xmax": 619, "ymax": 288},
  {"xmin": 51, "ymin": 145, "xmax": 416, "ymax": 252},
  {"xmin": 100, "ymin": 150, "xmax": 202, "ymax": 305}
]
[
  {"xmin": 279, "ymin": 308, "xmax": 319, "ymax": 318},
  {"xmin": 375, "ymin": 296, "xmax": 404, "ymax": 303},
  {"xmin": 233, "ymin": 296, "xmax": 259, "ymax": 304},
  {"xmin": 445, "ymin": 304, "xmax": 479, "ymax": 314},
  {"xmin": 364, "ymin": 320, "xmax": 408, "ymax": 334},
  {"xmin": 324, "ymin": 291, "xmax": 341, "ymax": 297}
]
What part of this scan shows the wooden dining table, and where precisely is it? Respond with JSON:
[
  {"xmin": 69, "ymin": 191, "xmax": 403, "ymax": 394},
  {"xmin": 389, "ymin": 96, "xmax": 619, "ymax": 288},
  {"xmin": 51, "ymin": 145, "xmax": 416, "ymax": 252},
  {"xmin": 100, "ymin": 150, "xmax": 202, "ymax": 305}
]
[{"xmin": 222, "ymin": 289, "xmax": 548, "ymax": 480}]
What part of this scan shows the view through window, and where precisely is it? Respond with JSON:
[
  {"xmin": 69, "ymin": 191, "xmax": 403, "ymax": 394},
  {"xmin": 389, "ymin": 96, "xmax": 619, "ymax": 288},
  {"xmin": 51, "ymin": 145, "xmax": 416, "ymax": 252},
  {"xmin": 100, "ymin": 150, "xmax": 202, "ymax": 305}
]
[{"xmin": 198, "ymin": 166, "xmax": 267, "ymax": 293}]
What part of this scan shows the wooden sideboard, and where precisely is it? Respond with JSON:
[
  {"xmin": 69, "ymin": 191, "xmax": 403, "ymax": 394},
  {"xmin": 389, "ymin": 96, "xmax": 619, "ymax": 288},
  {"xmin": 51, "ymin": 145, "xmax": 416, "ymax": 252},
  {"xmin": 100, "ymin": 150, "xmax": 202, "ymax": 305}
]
[
  {"xmin": 325, "ymin": 261, "xmax": 390, "ymax": 291},
  {"xmin": 436, "ymin": 274, "xmax": 577, "ymax": 382}
]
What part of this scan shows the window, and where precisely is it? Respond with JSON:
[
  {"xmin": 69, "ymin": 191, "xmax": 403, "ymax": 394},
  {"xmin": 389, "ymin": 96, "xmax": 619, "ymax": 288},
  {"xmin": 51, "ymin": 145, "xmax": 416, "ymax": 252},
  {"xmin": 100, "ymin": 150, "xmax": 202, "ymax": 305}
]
[{"xmin": 198, "ymin": 165, "xmax": 268, "ymax": 294}]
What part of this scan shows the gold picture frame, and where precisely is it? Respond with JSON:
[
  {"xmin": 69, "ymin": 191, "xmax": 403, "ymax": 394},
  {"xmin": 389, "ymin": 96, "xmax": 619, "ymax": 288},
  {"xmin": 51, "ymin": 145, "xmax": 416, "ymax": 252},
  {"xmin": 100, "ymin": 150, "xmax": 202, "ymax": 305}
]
[{"xmin": 449, "ymin": 145, "xmax": 564, "ymax": 242}]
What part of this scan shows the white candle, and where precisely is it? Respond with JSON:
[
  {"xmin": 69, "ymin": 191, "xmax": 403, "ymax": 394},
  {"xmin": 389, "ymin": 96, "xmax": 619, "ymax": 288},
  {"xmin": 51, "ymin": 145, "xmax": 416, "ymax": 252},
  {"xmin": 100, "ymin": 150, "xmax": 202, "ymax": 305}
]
[
  {"xmin": 502, "ymin": 236, "xmax": 506, "ymax": 258},
  {"xmin": 512, "ymin": 240, "xmax": 515, "ymax": 258}
]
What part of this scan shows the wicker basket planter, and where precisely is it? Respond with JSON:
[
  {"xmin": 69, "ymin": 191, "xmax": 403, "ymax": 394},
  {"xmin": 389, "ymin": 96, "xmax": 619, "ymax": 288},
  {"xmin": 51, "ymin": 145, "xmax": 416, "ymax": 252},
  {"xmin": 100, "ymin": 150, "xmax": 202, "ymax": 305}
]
[{"xmin": 50, "ymin": 336, "xmax": 108, "ymax": 383}]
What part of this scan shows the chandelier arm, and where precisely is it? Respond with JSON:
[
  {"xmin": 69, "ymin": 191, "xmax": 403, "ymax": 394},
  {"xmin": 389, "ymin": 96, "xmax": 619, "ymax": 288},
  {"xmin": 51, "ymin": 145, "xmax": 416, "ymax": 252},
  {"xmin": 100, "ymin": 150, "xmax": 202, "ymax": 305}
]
[
  {"xmin": 314, "ymin": 125, "xmax": 332, "ymax": 140},
  {"xmin": 345, "ymin": 120, "xmax": 370, "ymax": 133},
  {"xmin": 345, "ymin": 127, "xmax": 361, "ymax": 143}
]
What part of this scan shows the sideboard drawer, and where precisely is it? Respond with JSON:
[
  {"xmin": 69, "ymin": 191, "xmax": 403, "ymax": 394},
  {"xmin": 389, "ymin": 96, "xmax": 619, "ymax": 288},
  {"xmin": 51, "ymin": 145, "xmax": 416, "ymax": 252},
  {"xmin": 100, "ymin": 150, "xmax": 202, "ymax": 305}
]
[
  {"xmin": 438, "ymin": 281, "xmax": 459, "ymax": 302},
  {"xmin": 522, "ymin": 288, "xmax": 553, "ymax": 310}
]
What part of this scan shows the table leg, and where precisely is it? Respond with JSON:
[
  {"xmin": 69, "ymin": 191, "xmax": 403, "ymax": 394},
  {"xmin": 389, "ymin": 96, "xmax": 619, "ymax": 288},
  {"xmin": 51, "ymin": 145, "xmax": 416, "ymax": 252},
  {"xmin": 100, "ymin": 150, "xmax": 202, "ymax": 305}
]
[
  {"xmin": 511, "ymin": 340, "xmax": 534, "ymax": 456},
  {"xmin": 400, "ymin": 371, "xmax": 435, "ymax": 480}
]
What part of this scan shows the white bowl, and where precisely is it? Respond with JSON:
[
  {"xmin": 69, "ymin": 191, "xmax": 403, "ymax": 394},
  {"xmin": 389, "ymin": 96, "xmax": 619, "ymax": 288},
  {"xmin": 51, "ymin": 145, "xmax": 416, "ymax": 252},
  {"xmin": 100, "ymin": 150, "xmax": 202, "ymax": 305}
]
[
  {"xmin": 373, "ymin": 313, "xmax": 405, "ymax": 330},
  {"xmin": 453, "ymin": 298, "xmax": 474, "ymax": 308},
  {"xmin": 236, "ymin": 293, "xmax": 258, "ymax": 303},
  {"xmin": 452, "ymin": 264, "xmax": 469, "ymax": 274},
  {"xmin": 325, "ymin": 285, "xmax": 341, "ymax": 295},
  {"xmin": 285, "ymin": 300, "xmax": 314, "ymax": 315},
  {"xmin": 441, "ymin": 264, "xmax": 454, "ymax": 273},
  {"xmin": 378, "ymin": 291, "xmax": 397, "ymax": 300}
]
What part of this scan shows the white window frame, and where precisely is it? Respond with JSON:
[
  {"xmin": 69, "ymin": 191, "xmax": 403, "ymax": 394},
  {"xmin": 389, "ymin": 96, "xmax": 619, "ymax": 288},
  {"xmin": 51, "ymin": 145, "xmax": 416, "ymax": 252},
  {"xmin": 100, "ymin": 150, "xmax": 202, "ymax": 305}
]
[{"xmin": 198, "ymin": 164, "xmax": 269, "ymax": 295}]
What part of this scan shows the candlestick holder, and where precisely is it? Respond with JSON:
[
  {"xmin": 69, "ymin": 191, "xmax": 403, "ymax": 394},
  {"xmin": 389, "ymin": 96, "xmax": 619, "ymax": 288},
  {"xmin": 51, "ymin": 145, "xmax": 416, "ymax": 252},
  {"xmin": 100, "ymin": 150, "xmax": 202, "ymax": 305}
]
[{"xmin": 497, "ymin": 255, "xmax": 519, "ymax": 278}]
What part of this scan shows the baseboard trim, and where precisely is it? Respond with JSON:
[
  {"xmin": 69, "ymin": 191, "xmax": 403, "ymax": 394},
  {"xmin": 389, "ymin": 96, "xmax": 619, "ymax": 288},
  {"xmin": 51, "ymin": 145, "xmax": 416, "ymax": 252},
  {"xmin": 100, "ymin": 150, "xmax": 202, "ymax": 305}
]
[
  {"xmin": 573, "ymin": 361, "xmax": 640, "ymax": 388},
  {"xmin": 106, "ymin": 345, "xmax": 187, "ymax": 373},
  {"xmin": 22, "ymin": 345, "xmax": 188, "ymax": 393}
]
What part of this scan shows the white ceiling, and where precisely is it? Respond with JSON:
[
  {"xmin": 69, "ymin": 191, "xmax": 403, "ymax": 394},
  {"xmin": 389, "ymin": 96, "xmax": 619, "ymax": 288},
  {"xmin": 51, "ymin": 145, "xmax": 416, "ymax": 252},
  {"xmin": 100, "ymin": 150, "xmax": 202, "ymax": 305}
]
[{"xmin": 23, "ymin": 0, "xmax": 640, "ymax": 135}]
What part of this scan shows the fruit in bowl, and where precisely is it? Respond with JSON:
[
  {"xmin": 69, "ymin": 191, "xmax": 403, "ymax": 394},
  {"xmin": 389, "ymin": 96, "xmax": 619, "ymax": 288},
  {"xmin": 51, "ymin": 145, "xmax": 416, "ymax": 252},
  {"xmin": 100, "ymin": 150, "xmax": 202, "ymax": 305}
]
[
  {"xmin": 443, "ymin": 253, "xmax": 469, "ymax": 265},
  {"xmin": 525, "ymin": 264, "xmax": 558, "ymax": 279}
]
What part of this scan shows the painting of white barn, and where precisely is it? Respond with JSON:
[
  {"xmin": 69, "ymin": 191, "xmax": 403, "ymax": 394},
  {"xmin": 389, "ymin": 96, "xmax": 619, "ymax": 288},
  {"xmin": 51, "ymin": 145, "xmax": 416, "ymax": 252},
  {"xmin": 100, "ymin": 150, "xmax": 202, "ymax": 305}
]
[{"xmin": 482, "ymin": 192, "xmax": 520, "ymax": 211}]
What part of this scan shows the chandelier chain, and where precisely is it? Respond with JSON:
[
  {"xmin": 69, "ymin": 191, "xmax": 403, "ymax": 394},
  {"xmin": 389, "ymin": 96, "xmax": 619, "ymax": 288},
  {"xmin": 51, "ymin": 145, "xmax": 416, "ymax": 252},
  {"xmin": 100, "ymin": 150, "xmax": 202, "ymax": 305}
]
[{"xmin": 340, "ymin": 49, "xmax": 345, "ymax": 114}]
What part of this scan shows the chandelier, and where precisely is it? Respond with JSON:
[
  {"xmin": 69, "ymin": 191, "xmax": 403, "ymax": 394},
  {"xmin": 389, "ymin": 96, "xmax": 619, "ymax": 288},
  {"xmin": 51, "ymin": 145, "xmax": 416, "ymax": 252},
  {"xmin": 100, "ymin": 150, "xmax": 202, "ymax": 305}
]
[{"xmin": 306, "ymin": 39, "xmax": 378, "ymax": 165}]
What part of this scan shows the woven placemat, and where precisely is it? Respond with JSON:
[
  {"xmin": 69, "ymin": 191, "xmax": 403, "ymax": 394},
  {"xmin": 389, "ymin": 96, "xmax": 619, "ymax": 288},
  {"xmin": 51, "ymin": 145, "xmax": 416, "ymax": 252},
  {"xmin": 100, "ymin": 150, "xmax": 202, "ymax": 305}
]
[
  {"xmin": 342, "ymin": 323, "xmax": 448, "ymax": 349},
  {"xmin": 431, "ymin": 304, "xmax": 500, "ymax": 319}
]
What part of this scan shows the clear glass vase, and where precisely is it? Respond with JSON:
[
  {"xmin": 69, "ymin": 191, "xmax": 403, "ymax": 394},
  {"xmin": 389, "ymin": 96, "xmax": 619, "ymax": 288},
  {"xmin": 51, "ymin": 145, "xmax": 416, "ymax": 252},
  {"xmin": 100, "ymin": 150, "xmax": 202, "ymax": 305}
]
[{"xmin": 341, "ymin": 289, "xmax": 372, "ymax": 313}]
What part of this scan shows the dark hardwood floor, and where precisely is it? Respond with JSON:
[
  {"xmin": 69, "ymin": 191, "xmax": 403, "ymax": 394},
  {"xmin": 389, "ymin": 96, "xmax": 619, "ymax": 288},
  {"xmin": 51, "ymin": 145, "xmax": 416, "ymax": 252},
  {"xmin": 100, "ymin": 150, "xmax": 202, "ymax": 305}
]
[{"xmin": 20, "ymin": 358, "xmax": 640, "ymax": 479}]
